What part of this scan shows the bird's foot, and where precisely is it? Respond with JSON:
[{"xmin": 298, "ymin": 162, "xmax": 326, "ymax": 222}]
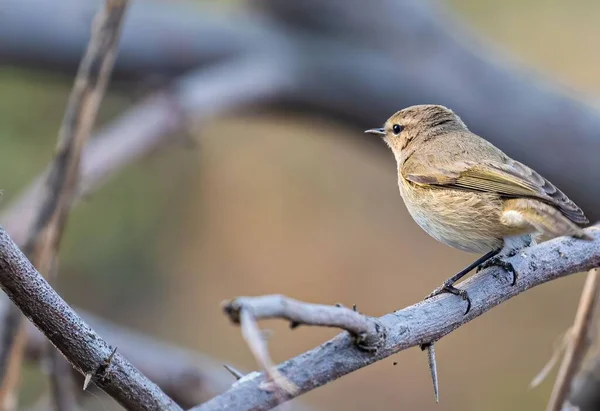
[
  {"xmin": 425, "ymin": 282, "xmax": 471, "ymax": 315},
  {"xmin": 476, "ymin": 256, "xmax": 517, "ymax": 285}
]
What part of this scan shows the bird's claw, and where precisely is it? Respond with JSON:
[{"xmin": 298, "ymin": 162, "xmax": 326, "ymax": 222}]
[
  {"xmin": 425, "ymin": 283, "xmax": 472, "ymax": 315},
  {"xmin": 477, "ymin": 256, "xmax": 517, "ymax": 285}
]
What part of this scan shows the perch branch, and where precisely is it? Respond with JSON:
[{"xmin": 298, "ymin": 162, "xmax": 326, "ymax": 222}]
[
  {"xmin": 0, "ymin": 1, "xmax": 129, "ymax": 407},
  {"xmin": 0, "ymin": 227, "xmax": 181, "ymax": 410},
  {"xmin": 546, "ymin": 268, "xmax": 600, "ymax": 411},
  {"xmin": 192, "ymin": 227, "xmax": 600, "ymax": 411}
]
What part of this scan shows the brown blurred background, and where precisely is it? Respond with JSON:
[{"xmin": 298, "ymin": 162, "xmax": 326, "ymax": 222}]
[{"xmin": 1, "ymin": 0, "xmax": 600, "ymax": 410}]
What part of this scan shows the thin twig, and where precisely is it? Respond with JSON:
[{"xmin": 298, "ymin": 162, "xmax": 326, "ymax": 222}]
[
  {"xmin": 0, "ymin": 1, "xmax": 129, "ymax": 408},
  {"xmin": 239, "ymin": 309, "xmax": 298, "ymax": 397},
  {"xmin": 0, "ymin": 227, "xmax": 182, "ymax": 410},
  {"xmin": 546, "ymin": 268, "xmax": 600, "ymax": 411},
  {"xmin": 192, "ymin": 227, "xmax": 600, "ymax": 411}
]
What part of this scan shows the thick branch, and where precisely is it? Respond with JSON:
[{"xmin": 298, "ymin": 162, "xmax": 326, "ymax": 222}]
[
  {"xmin": 0, "ymin": 227, "xmax": 181, "ymax": 410},
  {"xmin": 193, "ymin": 228, "xmax": 600, "ymax": 411}
]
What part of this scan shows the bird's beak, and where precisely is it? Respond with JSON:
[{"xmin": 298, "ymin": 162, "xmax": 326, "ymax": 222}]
[{"xmin": 364, "ymin": 128, "xmax": 386, "ymax": 136}]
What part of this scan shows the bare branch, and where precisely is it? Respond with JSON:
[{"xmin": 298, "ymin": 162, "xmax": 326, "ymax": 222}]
[
  {"xmin": 0, "ymin": 227, "xmax": 181, "ymax": 410},
  {"xmin": 222, "ymin": 296, "xmax": 386, "ymax": 405},
  {"xmin": 0, "ymin": 1, "xmax": 129, "ymax": 407},
  {"xmin": 192, "ymin": 228, "xmax": 600, "ymax": 411},
  {"xmin": 546, "ymin": 269, "xmax": 600, "ymax": 411},
  {"xmin": 223, "ymin": 296, "xmax": 385, "ymax": 350}
]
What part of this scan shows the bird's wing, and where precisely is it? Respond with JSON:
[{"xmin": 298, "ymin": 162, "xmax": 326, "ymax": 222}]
[{"xmin": 401, "ymin": 157, "xmax": 588, "ymax": 225}]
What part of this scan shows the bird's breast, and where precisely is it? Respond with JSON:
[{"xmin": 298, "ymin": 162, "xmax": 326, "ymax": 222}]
[{"xmin": 397, "ymin": 176, "xmax": 506, "ymax": 253}]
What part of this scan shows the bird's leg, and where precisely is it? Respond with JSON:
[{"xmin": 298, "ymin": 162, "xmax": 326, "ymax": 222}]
[
  {"xmin": 476, "ymin": 256, "xmax": 517, "ymax": 285},
  {"xmin": 425, "ymin": 248, "xmax": 501, "ymax": 314},
  {"xmin": 475, "ymin": 235, "xmax": 532, "ymax": 286}
]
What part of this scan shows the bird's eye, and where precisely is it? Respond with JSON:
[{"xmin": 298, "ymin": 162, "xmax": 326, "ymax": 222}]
[{"xmin": 392, "ymin": 124, "xmax": 403, "ymax": 135}]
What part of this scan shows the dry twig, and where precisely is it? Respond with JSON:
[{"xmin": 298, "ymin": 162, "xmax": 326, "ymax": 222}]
[
  {"xmin": 546, "ymin": 269, "xmax": 600, "ymax": 411},
  {"xmin": 194, "ymin": 227, "xmax": 600, "ymax": 411}
]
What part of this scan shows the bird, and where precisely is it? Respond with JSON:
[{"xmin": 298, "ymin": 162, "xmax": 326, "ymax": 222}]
[{"xmin": 365, "ymin": 104, "xmax": 590, "ymax": 314}]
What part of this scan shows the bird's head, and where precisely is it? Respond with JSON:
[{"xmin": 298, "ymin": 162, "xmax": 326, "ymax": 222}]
[{"xmin": 365, "ymin": 104, "xmax": 467, "ymax": 160}]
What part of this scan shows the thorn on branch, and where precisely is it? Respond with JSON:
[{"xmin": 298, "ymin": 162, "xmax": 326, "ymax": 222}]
[
  {"xmin": 83, "ymin": 373, "xmax": 92, "ymax": 391},
  {"xmin": 83, "ymin": 346, "xmax": 119, "ymax": 391},
  {"xmin": 420, "ymin": 343, "xmax": 439, "ymax": 403},
  {"xmin": 223, "ymin": 365, "xmax": 244, "ymax": 381}
]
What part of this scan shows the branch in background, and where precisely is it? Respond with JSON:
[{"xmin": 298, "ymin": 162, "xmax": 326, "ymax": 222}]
[
  {"xmin": 3, "ymin": 0, "xmax": 600, "ymax": 222},
  {"xmin": 0, "ymin": 227, "xmax": 181, "ymax": 410},
  {"xmin": 0, "ymin": 58, "xmax": 290, "ymax": 247},
  {"xmin": 223, "ymin": 297, "xmax": 385, "ymax": 398},
  {"xmin": 192, "ymin": 228, "xmax": 600, "ymax": 411},
  {"xmin": 0, "ymin": 1, "xmax": 129, "ymax": 408},
  {"xmin": 46, "ymin": 348, "xmax": 79, "ymax": 411},
  {"xmin": 546, "ymin": 269, "xmax": 600, "ymax": 411}
]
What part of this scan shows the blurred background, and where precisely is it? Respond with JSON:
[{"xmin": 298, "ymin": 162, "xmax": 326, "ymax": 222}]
[{"xmin": 1, "ymin": 0, "xmax": 600, "ymax": 410}]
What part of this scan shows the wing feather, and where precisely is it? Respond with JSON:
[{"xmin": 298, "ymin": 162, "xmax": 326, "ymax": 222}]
[{"xmin": 402, "ymin": 158, "xmax": 588, "ymax": 225}]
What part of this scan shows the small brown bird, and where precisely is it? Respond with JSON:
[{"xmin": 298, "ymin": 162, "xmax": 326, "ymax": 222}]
[{"xmin": 366, "ymin": 105, "xmax": 590, "ymax": 313}]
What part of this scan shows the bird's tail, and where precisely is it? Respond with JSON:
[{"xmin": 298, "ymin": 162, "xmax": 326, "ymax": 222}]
[{"xmin": 504, "ymin": 199, "xmax": 592, "ymax": 241}]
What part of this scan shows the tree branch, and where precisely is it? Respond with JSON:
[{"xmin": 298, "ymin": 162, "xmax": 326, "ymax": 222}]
[
  {"xmin": 0, "ymin": 227, "xmax": 181, "ymax": 410},
  {"xmin": 0, "ymin": 1, "xmax": 129, "ymax": 408},
  {"xmin": 224, "ymin": 297, "xmax": 385, "ymax": 351},
  {"xmin": 223, "ymin": 297, "xmax": 385, "ymax": 399},
  {"xmin": 192, "ymin": 227, "xmax": 600, "ymax": 411}
]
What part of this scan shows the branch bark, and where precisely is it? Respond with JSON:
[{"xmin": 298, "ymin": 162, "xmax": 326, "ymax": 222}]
[
  {"xmin": 0, "ymin": 227, "xmax": 181, "ymax": 410},
  {"xmin": 192, "ymin": 227, "xmax": 600, "ymax": 411}
]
